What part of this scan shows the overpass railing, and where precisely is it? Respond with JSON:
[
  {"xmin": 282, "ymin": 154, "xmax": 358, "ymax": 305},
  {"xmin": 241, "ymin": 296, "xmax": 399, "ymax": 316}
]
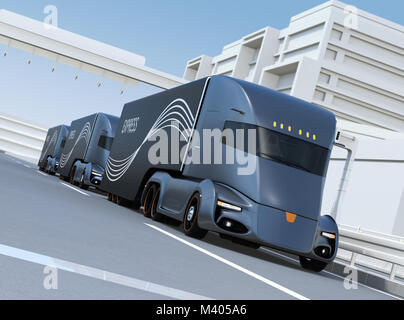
[
  {"xmin": 337, "ymin": 224, "xmax": 404, "ymax": 282},
  {"xmin": 0, "ymin": 113, "xmax": 46, "ymax": 163}
]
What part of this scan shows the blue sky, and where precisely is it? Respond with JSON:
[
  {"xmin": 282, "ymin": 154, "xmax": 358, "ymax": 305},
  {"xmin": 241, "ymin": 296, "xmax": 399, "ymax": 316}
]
[{"xmin": 0, "ymin": 0, "xmax": 403, "ymax": 127}]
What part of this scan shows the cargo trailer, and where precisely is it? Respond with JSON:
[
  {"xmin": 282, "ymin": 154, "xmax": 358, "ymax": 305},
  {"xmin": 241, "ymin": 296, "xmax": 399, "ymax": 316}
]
[
  {"xmin": 58, "ymin": 113, "xmax": 119, "ymax": 189},
  {"xmin": 102, "ymin": 76, "xmax": 338, "ymax": 272},
  {"xmin": 38, "ymin": 125, "xmax": 70, "ymax": 175}
]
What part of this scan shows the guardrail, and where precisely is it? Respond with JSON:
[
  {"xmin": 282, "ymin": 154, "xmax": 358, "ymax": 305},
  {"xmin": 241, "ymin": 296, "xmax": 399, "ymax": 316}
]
[
  {"xmin": 0, "ymin": 113, "xmax": 47, "ymax": 163},
  {"xmin": 337, "ymin": 224, "xmax": 404, "ymax": 281}
]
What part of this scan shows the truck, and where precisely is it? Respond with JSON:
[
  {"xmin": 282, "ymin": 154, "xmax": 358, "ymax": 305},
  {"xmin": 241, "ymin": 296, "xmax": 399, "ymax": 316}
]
[
  {"xmin": 38, "ymin": 124, "xmax": 70, "ymax": 175},
  {"xmin": 57, "ymin": 113, "xmax": 119, "ymax": 189},
  {"xmin": 101, "ymin": 76, "xmax": 339, "ymax": 272}
]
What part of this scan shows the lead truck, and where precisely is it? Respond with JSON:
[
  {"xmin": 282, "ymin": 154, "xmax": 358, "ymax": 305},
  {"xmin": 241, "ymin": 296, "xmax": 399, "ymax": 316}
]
[
  {"xmin": 101, "ymin": 76, "xmax": 339, "ymax": 272},
  {"xmin": 57, "ymin": 112, "xmax": 119, "ymax": 189}
]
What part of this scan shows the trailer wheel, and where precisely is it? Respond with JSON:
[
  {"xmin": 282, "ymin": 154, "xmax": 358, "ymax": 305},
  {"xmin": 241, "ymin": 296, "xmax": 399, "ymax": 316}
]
[
  {"xmin": 143, "ymin": 184, "xmax": 156, "ymax": 218},
  {"xmin": 299, "ymin": 256, "xmax": 327, "ymax": 272},
  {"xmin": 183, "ymin": 193, "xmax": 207, "ymax": 239},
  {"xmin": 150, "ymin": 187, "xmax": 165, "ymax": 222}
]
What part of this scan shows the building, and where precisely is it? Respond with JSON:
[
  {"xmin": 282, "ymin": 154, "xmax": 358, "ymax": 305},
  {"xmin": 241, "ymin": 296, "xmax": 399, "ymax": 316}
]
[
  {"xmin": 184, "ymin": 0, "xmax": 404, "ymax": 236},
  {"xmin": 184, "ymin": 0, "xmax": 404, "ymax": 132}
]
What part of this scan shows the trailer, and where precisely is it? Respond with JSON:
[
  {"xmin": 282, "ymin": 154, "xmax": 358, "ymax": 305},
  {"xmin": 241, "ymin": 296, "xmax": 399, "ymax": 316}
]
[
  {"xmin": 38, "ymin": 124, "xmax": 70, "ymax": 175},
  {"xmin": 58, "ymin": 113, "xmax": 119, "ymax": 189},
  {"xmin": 102, "ymin": 76, "xmax": 338, "ymax": 272}
]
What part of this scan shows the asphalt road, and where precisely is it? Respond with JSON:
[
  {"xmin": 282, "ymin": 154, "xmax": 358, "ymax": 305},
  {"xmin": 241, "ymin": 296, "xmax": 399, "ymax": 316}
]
[{"xmin": 0, "ymin": 152, "xmax": 399, "ymax": 300}]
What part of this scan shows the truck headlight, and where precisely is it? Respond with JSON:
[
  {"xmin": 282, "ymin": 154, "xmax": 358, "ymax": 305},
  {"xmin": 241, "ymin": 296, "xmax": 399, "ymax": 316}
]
[
  {"xmin": 91, "ymin": 171, "xmax": 103, "ymax": 177},
  {"xmin": 217, "ymin": 200, "xmax": 242, "ymax": 212},
  {"xmin": 321, "ymin": 231, "xmax": 336, "ymax": 239}
]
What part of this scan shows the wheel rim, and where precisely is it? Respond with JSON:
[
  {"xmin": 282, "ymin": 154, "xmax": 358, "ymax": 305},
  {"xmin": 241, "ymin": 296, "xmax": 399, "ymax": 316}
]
[{"xmin": 184, "ymin": 196, "xmax": 199, "ymax": 231}]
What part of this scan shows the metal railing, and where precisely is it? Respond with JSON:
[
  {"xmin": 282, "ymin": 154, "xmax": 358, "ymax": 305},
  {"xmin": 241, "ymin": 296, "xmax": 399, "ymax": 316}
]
[
  {"xmin": 0, "ymin": 113, "xmax": 46, "ymax": 163},
  {"xmin": 337, "ymin": 224, "xmax": 404, "ymax": 281}
]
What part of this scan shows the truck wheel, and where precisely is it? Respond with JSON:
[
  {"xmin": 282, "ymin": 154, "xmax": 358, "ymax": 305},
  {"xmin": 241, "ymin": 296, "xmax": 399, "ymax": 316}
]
[
  {"xmin": 79, "ymin": 171, "xmax": 88, "ymax": 190},
  {"xmin": 143, "ymin": 184, "xmax": 156, "ymax": 218},
  {"xmin": 299, "ymin": 256, "xmax": 327, "ymax": 272},
  {"xmin": 70, "ymin": 167, "xmax": 76, "ymax": 185},
  {"xmin": 150, "ymin": 187, "xmax": 165, "ymax": 222},
  {"xmin": 183, "ymin": 193, "xmax": 207, "ymax": 239}
]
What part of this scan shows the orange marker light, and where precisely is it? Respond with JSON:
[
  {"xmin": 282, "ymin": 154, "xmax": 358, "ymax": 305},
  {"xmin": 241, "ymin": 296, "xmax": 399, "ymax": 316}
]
[{"xmin": 286, "ymin": 212, "xmax": 297, "ymax": 223}]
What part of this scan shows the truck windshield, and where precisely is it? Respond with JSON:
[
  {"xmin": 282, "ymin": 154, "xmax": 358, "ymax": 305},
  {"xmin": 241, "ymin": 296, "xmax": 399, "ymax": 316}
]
[
  {"xmin": 98, "ymin": 135, "xmax": 114, "ymax": 151},
  {"xmin": 223, "ymin": 121, "xmax": 331, "ymax": 177}
]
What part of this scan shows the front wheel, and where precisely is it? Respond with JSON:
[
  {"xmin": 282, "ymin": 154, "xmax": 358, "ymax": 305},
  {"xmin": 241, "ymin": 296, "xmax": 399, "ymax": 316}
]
[
  {"xmin": 183, "ymin": 193, "xmax": 207, "ymax": 239},
  {"xmin": 299, "ymin": 256, "xmax": 327, "ymax": 272},
  {"xmin": 79, "ymin": 171, "xmax": 89, "ymax": 190},
  {"xmin": 150, "ymin": 187, "xmax": 165, "ymax": 222}
]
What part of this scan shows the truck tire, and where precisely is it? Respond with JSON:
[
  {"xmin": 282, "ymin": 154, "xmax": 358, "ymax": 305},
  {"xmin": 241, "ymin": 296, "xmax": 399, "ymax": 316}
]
[
  {"xmin": 70, "ymin": 167, "xmax": 76, "ymax": 185},
  {"xmin": 143, "ymin": 184, "xmax": 156, "ymax": 218},
  {"xmin": 183, "ymin": 193, "xmax": 207, "ymax": 239},
  {"xmin": 79, "ymin": 171, "xmax": 89, "ymax": 190},
  {"xmin": 150, "ymin": 186, "xmax": 165, "ymax": 222},
  {"xmin": 299, "ymin": 256, "xmax": 327, "ymax": 272}
]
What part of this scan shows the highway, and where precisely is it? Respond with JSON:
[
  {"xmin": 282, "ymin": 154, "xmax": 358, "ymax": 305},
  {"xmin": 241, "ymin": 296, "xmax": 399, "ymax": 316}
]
[{"xmin": 0, "ymin": 152, "xmax": 399, "ymax": 300}]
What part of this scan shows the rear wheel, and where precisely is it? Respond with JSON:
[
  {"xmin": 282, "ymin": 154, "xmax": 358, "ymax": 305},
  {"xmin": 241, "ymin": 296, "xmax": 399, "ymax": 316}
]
[
  {"xmin": 299, "ymin": 256, "xmax": 327, "ymax": 272},
  {"xmin": 183, "ymin": 193, "xmax": 207, "ymax": 239},
  {"xmin": 142, "ymin": 184, "xmax": 156, "ymax": 218}
]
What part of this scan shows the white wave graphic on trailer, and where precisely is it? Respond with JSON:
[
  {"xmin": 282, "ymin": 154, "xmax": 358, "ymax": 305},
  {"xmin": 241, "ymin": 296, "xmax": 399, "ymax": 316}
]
[
  {"xmin": 106, "ymin": 98, "xmax": 195, "ymax": 182},
  {"xmin": 59, "ymin": 122, "xmax": 92, "ymax": 169},
  {"xmin": 41, "ymin": 130, "xmax": 58, "ymax": 161}
]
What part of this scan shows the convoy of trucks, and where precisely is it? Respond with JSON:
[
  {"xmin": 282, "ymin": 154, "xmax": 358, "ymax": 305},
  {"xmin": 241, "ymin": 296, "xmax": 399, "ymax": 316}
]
[{"xmin": 38, "ymin": 75, "xmax": 339, "ymax": 272}]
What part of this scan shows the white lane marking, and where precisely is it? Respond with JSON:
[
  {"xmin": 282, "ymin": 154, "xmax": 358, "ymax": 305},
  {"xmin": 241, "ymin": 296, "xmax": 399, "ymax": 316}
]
[
  {"xmin": 37, "ymin": 170, "xmax": 48, "ymax": 177},
  {"xmin": 23, "ymin": 164, "xmax": 31, "ymax": 169},
  {"xmin": 260, "ymin": 248, "xmax": 403, "ymax": 300},
  {"xmin": 145, "ymin": 223, "xmax": 309, "ymax": 300},
  {"xmin": 0, "ymin": 244, "xmax": 211, "ymax": 300},
  {"xmin": 60, "ymin": 182, "xmax": 89, "ymax": 196}
]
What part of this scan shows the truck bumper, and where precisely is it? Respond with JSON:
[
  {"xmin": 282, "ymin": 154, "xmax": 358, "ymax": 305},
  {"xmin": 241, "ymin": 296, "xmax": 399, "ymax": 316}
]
[{"xmin": 197, "ymin": 182, "xmax": 338, "ymax": 263}]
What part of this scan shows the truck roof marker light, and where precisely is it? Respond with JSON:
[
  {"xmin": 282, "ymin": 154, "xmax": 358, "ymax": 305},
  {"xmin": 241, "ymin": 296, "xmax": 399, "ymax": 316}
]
[
  {"xmin": 321, "ymin": 231, "xmax": 336, "ymax": 239},
  {"xmin": 280, "ymin": 123, "xmax": 284, "ymax": 129},
  {"xmin": 286, "ymin": 212, "xmax": 297, "ymax": 223},
  {"xmin": 313, "ymin": 134, "xmax": 316, "ymax": 141},
  {"xmin": 288, "ymin": 126, "xmax": 292, "ymax": 132},
  {"xmin": 273, "ymin": 121, "xmax": 277, "ymax": 128},
  {"xmin": 299, "ymin": 130, "xmax": 302, "ymax": 135},
  {"xmin": 217, "ymin": 200, "xmax": 242, "ymax": 212},
  {"xmin": 306, "ymin": 132, "xmax": 310, "ymax": 138}
]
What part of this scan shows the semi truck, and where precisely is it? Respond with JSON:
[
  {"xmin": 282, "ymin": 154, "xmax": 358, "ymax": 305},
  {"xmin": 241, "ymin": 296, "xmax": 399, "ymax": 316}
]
[
  {"xmin": 38, "ymin": 124, "xmax": 70, "ymax": 175},
  {"xmin": 57, "ymin": 112, "xmax": 119, "ymax": 189},
  {"xmin": 101, "ymin": 75, "xmax": 339, "ymax": 272}
]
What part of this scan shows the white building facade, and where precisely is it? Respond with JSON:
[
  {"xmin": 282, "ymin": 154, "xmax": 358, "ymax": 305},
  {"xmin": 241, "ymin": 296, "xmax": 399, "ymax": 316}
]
[{"xmin": 184, "ymin": 1, "xmax": 404, "ymax": 236}]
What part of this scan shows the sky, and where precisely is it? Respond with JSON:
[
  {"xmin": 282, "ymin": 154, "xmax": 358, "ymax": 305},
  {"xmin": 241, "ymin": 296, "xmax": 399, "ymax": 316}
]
[{"xmin": 0, "ymin": 0, "xmax": 403, "ymax": 128}]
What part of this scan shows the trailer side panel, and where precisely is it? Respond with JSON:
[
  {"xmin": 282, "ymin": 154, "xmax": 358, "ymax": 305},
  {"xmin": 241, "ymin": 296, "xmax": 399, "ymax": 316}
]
[{"xmin": 101, "ymin": 78, "xmax": 208, "ymax": 201}]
